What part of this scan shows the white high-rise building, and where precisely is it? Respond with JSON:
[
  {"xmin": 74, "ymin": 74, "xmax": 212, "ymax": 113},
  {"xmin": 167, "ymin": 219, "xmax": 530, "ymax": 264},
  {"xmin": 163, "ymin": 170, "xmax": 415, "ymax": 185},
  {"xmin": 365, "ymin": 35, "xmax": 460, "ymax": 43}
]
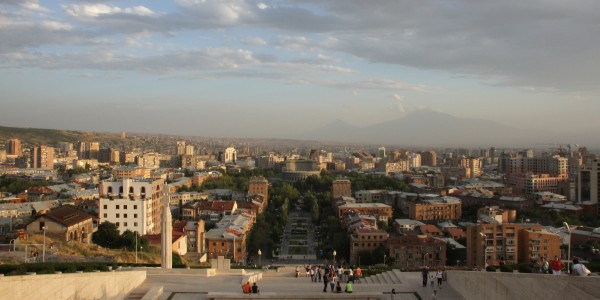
[
  {"xmin": 98, "ymin": 178, "xmax": 165, "ymax": 234},
  {"xmin": 224, "ymin": 147, "xmax": 236, "ymax": 164},
  {"xmin": 185, "ymin": 145, "xmax": 195, "ymax": 156}
]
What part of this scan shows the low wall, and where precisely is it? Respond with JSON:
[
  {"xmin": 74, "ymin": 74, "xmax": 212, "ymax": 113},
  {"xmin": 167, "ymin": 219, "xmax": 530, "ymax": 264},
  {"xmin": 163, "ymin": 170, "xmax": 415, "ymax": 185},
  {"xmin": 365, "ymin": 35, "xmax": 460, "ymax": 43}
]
[
  {"xmin": 0, "ymin": 271, "xmax": 146, "ymax": 300},
  {"xmin": 447, "ymin": 270, "xmax": 600, "ymax": 300}
]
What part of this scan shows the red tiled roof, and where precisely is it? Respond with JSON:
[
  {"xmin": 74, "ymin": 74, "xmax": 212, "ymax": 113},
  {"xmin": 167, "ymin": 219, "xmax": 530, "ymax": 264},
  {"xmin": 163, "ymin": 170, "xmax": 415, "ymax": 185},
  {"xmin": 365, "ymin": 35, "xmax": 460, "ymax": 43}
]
[
  {"xmin": 144, "ymin": 230, "xmax": 186, "ymax": 245},
  {"xmin": 43, "ymin": 206, "xmax": 93, "ymax": 227}
]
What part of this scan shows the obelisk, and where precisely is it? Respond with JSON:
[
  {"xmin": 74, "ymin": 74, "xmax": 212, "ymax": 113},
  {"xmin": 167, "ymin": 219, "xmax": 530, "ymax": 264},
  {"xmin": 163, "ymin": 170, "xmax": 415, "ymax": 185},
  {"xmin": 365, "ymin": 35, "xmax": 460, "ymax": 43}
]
[{"xmin": 161, "ymin": 184, "xmax": 172, "ymax": 269}]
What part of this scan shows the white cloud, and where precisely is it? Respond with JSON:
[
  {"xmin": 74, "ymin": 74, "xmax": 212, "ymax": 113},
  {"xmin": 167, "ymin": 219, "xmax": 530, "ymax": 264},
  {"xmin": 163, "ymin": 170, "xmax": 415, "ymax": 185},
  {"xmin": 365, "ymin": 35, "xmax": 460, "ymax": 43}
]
[
  {"xmin": 64, "ymin": 4, "xmax": 156, "ymax": 19},
  {"xmin": 242, "ymin": 37, "xmax": 267, "ymax": 46}
]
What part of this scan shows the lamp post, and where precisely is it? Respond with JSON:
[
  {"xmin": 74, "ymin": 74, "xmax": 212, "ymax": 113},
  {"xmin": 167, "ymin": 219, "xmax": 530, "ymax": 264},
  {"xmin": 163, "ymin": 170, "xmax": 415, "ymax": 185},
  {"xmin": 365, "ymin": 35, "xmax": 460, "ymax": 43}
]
[
  {"xmin": 135, "ymin": 231, "xmax": 138, "ymax": 264},
  {"xmin": 333, "ymin": 250, "xmax": 336, "ymax": 265},
  {"xmin": 384, "ymin": 254, "xmax": 387, "ymax": 266},
  {"xmin": 42, "ymin": 226, "xmax": 47, "ymax": 263},
  {"xmin": 258, "ymin": 249, "xmax": 262, "ymax": 267},
  {"xmin": 563, "ymin": 222, "xmax": 571, "ymax": 274}
]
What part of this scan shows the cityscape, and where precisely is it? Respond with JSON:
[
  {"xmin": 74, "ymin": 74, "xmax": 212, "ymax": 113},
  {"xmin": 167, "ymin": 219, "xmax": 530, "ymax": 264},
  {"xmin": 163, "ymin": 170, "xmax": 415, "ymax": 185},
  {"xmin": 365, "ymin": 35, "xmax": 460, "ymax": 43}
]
[{"xmin": 1, "ymin": 1, "xmax": 600, "ymax": 300}]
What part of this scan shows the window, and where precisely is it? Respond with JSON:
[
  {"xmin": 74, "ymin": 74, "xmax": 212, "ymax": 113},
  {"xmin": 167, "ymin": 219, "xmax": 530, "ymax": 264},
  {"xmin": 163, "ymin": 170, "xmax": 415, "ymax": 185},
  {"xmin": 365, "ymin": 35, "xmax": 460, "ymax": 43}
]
[
  {"xmin": 124, "ymin": 222, "xmax": 128, "ymax": 227},
  {"xmin": 129, "ymin": 187, "xmax": 134, "ymax": 194},
  {"xmin": 134, "ymin": 214, "xmax": 138, "ymax": 218},
  {"xmin": 134, "ymin": 205, "xmax": 138, "ymax": 209},
  {"xmin": 124, "ymin": 214, "xmax": 128, "ymax": 218},
  {"xmin": 103, "ymin": 213, "xmax": 107, "ymax": 218},
  {"xmin": 116, "ymin": 214, "xmax": 120, "ymax": 218},
  {"xmin": 103, "ymin": 205, "xmax": 107, "ymax": 209},
  {"xmin": 124, "ymin": 205, "xmax": 127, "ymax": 209},
  {"xmin": 221, "ymin": 242, "xmax": 225, "ymax": 246},
  {"xmin": 213, "ymin": 242, "xmax": 216, "ymax": 246},
  {"xmin": 116, "ymin": 222, "xmax": 120, "ymax": 227},
  {"xmin": 116, "ymin": 205, "xmax": 120, "ymax": 209},
  {"xmin": 108, "ymin": 187, "xmax": 113, "ymax": 194},
  {"xmin": 134, "ymin": 222, "xmax": 138, "ymax": 226}
]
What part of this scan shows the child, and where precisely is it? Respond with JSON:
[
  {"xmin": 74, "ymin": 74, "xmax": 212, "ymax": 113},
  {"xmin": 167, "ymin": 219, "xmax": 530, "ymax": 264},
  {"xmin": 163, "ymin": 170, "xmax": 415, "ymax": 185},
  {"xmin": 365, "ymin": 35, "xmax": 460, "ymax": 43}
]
[{"xmin": 430, "ymin": 273, "xmax": 435, "ymax": 287}]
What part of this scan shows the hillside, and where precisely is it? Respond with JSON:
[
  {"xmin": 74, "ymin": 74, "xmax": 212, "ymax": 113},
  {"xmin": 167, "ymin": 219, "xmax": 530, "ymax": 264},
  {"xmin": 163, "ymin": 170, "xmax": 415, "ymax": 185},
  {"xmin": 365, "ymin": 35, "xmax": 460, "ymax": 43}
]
[{"xmin": 0, "ymin": 125, "xmax": 122, "ymax": 146}]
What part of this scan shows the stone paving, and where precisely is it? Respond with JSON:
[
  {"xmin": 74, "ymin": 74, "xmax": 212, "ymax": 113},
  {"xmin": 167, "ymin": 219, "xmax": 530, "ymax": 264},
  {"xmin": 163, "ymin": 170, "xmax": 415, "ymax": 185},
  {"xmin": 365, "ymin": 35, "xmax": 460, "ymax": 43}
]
[{"xmin": 129, "ymin": 266, "xmax": 465, "ymax": 300}]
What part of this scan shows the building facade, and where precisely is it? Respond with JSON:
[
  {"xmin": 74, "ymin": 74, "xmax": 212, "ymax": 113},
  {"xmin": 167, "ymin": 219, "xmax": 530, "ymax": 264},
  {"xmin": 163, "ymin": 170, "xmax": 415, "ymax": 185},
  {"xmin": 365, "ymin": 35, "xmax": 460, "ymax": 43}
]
[
  {"xmin": 332, "ymin": 177, "xmax": 352, "ymax": 199},
  {"xmin": 408, "ymin": 197, "xmax": 462, "ymax": 222},
  {"xmin": 98, "ymin": 178, "xmax": 165, "ymax": 234},
  {"xmin": 31, "ymin": 145, "xmax": 54, "ymax": 169}
]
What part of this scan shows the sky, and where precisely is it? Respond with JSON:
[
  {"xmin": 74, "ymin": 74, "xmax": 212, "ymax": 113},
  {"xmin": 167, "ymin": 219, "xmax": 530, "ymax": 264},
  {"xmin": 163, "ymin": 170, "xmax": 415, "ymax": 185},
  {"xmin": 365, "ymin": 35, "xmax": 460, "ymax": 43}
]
[{"xmin": 1, "ymin": 0, "xmax": 599, "ymax": 140}]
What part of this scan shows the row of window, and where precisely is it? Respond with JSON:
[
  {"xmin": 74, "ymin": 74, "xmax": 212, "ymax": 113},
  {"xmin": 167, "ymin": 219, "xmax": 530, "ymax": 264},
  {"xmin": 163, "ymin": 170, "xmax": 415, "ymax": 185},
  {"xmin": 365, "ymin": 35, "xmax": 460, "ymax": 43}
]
[
  {"xmin": 115, "ymin": 222, "xmax": 138, "ymax": 227},
  {"xmin": 103, "ymin": 213, "xmax": 138, "ymax": 219},
  {"xmin": 102, "ymin": 204, "xmax": 139, "ymax": 210}
]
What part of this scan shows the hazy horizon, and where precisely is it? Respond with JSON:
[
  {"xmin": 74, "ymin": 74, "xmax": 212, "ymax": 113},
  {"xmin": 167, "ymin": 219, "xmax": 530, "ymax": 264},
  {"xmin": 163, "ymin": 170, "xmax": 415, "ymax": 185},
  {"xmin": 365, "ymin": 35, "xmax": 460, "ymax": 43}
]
[{"xmin": 2, "ymin": 1, "xmax": 599, "ymax": 143}]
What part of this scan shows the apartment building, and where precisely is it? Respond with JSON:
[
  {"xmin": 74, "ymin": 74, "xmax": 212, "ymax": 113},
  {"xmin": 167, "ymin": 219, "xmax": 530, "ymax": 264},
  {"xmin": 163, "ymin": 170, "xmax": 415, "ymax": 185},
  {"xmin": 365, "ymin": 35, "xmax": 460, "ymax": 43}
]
[
  {"xmin": 578, "ymin": 159, "xmax": 600, "ymax": 211},
  {"xmin": 7, "ymin": 138, "xmax": 22, "ymax": 156},
  {"xmin": 332, "ymin": 177, "xmax": 352, "ymax": 198},
  {"xmin": 387, "ymin": 234, "xmax": 447, "ymax": 269},
  {"xmin": 337, "ymin": 203, "xmax": 393, "ymax": 223},
  {"xmin": 31, "ymin": 145, "xmax": 54, "ymax": 169},
  {"xmin": 349, "ymin": 228, "xmax": 389, "ymax": 265},
  {"xmin": 112, "ymin": 166, "xmax": 151, "ymax": 180},
  {"xmin": 248, "ymin": 176, "xmax": 269, "ymax": 203},
  {"xmin": 408, "ymin": 197, "xmax": 462, "ymax": 222},
  {"xmin": 466, "ymin": 223, "xmax": 561, "ymax": 268},
  {"xmin": 98, "ymin": 178, "xmax": 165, "ymax": 234}
]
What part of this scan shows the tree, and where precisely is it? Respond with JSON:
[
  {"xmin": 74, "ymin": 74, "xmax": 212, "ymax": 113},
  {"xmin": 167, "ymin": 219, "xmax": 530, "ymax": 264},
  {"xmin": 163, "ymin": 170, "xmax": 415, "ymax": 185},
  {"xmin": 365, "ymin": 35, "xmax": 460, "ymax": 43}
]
[
  {"xmin": 92, "ymin": 221, "xmax": 121, "ymax": 248},
  {"xmin": 120, "ymin": 229, "xmax": 148, "ymax": 250}
]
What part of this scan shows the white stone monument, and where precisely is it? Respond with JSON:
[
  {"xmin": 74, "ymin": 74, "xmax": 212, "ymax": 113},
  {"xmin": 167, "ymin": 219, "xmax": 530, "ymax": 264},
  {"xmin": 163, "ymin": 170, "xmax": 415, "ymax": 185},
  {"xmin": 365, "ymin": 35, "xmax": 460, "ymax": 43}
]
[{"xmin": 161, "ymin": 185, "xmax": 172, "ymax": 269}]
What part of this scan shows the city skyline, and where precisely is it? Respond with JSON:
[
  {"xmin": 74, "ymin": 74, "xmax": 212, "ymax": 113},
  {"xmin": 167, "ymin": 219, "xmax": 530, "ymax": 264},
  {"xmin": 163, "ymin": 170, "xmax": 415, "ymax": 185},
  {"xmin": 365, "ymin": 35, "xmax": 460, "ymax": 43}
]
[{"xmin": 1, "ymin": 1, "xmax": 599, "ymax": 142}]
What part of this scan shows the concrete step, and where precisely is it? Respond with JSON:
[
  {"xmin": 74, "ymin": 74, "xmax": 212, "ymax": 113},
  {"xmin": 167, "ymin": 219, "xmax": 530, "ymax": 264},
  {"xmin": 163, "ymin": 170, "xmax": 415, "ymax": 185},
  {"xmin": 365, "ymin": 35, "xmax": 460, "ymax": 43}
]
[
  {"xmin": 127, "ymin": 290, "xmax": 147, "ymax": 300},
  {"xmin": 377, "ymin": 273, "xmax": 390, "ymax": 284},
  {"xmin": 381, "ymin": 271, "xmax": 395, "ymax": 284},
  {"xmin": 389, "ymin": 270, "xmax": 403, "ymax": 284}
]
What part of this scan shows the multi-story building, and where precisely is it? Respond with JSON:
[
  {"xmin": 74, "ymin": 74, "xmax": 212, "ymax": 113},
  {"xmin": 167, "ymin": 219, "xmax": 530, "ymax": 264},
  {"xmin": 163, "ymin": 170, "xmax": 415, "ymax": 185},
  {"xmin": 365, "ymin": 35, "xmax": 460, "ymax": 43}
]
[
  {"xmin": 197, "ymin": 200, "xmax": 237, "ymax": 221},
  {"xmin": 500, "ymin": 154, "xmax": 568, "ymax": 178},
  {"xmin": 578, "ymin": 159, "xmax": 600, "ymax": 214},
  {"xmin": 205, "ymin": 214, "xmax": 252, "ymax": 263},
  {"xmin": 185, "ymin": 145, "xmax": 195, "ymax": 156},
  {"xmin": 408, "ymin": 197, "xmax": 462, "ymax": 222},
  {"xmin": 136, "ymin": 152, "xmax": 161, "ymax": 168},
  {"xmin": 176, "ymin": 141, "xmax": 186, "ymax": 155},
  {"xmin": 466, "ymin": 223, "xmax": 561, "ymax": 268},
  {"xmin": 222, "ymin": 147, "xmax": 236, "ymax": 164},
  {"xmin": 387, "ymin": 234, "xmax": 447, "ymax": 269},
  {"xmin": 112, "ymin": 166, "xmax": 151, "ymax": 180},
  {"xmin": 349, "ymin": 228, "xmax": 389, "ymax": 264},
  {"xmin": 477, "ymin": 206, "xmax": 517, "ymax": 224},
  {"xmin": 282, "ymin": 159, "xmax": 320, "ymax": 182},
  {"xmin": 420, "ymin": 151, "xmax": 437, "ymax": 167},
  {"xmin": 31, "ymin": 145, "xmax": 54, "ymax": 169},
  {"xmin": 7, "ymin": 138, "xmax": 22, "ymax": 156},
  {"xmin": 509, "ymin": 173, "xmax": 568, "ymax": 196},
  {"xmin": 98, "ymin": 178, "xmax": 165, "ymax": 234},
  {"xmin": 376, "ymin": 160, "xmax": 409, "ymax": 173},
  {"xmin": 332, "ymin": 177, "xmax": 352, "ymax": 199},
  {"xmin": 337, "ymin": 203, "xmax": 393, "ymax": 223},
  {"xmin": 248, "ymin": 176, "xmax": 269, "ymax": 203},
  {"xmin": 78, "ymin": 141, "xmax": 99, "ymax": 160}
]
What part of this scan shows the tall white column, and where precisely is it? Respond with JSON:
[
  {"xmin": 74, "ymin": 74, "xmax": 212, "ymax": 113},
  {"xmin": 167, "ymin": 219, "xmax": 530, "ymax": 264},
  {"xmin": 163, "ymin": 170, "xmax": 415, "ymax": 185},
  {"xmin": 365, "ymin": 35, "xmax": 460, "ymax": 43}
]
[{"xmin": 161, "ymin": 184, "xmax": 173, "ymax": 269}]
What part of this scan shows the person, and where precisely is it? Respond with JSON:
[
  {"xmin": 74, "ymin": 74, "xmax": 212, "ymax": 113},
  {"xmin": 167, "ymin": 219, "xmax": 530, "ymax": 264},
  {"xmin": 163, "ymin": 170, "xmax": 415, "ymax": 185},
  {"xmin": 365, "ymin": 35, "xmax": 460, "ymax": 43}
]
[
  {"xmin": 436, "ymin": 269, "xmax": 443, "ymax": 287},
  {"xmin": 391, "ymin": 288, "xmax": 398, "ymax": 300},
  {"xmin": 355, "ymin": 266, "xmax": 362, "ymax": 283},
  {"xmin": 251, "ymin": 282, "xmax": 259, "ymax": 294},
  {"xmin": 241, "ymin": 281, "xmax": 251, "ymax": 294},
  {"xmin": 295, "ymin": 266, "xmax": 300, "ymax": 278},
  {"xmin": 430, "ymin": 289, "xmax": 438, "ymax": 300},
  {"xmin": 422, "ymin": 266, "xmax": 429, "ymax": 287},
  {"xmin": 551, "ymin": 255, "xmax": 564, "ymax": 275},
  {"xmin": 329, "ymin": 273, "xmax": 336, "ymax": 292},
  {"xmin": 430, "ymin": 273, "xmax": 435, "ymax": 287},
  {"xmin": 349, "ymin": 268, "xmax": 354, "ymax": 283},
  {"xmin": 539, "ymin": 257, "xmax": 549, "ymax": 274},
  {"xmin": 571, "ymin": 258, "xmax": 591, "ymax": 276},
  {"xmin": 336, "ymin": 281, "xmax": 342, "ymax": 293},
  {"xmin": 345, "ymin": 281, "xmax": 353, "ymax": 293},
  {"xmin": 323, "ymin": 271, "xmax": 330, "ymax": 292}
]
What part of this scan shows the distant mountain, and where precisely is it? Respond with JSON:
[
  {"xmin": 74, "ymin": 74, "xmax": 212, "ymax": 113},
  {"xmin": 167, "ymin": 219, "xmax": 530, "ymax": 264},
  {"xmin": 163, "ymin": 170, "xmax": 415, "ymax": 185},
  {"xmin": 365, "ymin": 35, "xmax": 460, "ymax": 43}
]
[
  {"xmin": 302, "ymin": 109, "xmax": 546, "ymax": 147},
  {"xmin": 0, "ymin": 125, "xmax": 121, "ymax": 146}
]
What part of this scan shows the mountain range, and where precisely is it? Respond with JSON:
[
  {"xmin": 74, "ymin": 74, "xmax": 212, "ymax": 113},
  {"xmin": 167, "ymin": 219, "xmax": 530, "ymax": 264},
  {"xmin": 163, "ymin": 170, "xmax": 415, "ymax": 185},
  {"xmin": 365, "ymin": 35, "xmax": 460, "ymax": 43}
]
[{"xmin": 301, "ymin": 109, "xmax": 597, "ymax": 148}]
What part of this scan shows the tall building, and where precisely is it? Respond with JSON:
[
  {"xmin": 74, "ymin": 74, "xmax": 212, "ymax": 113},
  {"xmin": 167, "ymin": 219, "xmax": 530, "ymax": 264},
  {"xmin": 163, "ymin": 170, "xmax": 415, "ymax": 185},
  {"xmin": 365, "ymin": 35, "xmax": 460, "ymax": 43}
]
[
  {"xmin": 248, "ymin": 176, "xmax": 269, "ymax": 203},
  {"xmin": 176, "ymin": 141, "xmax": 186, "ymax": 155},
  {"xmin": 223, "ymin": 147, "xmax": 236, "ymax": 164},
  {"xmin": 332, "ymin": 177, "xmax": 352, "ymax": 198},
  {"xmin": 578, "ymin": 159, "xmax": 600, "ymax": 215},
  {"xmin": 57, "ymin": 142, "xmax": 73, "ymax": 155},
  {"xmin": 420, "ymin": 150, "xmax": 437, "ymax": 167},
  {"xmin": 466, "ymin": 223, "xmax": 561, "ymax": 268},
  {"xmin": 387, "ymin": 234, "xmax": 447, "ymax": 268},
  {"xmin": 98, "ymin": 178, "xmax": 165, "ymax": 234},
  {"xmin": 377, "ymin": 147, "xmax": 386, "ymax": 159},
  {"xmin": 185, "ymin": 145, "xmax": 195, "ymax": 156},
  {"xmin": 31, "ymin": 145, "xmax": 54, "ymax": 169},
  {"xmin": 78, "ymin": 141, "xmax": 100, "ymax": 160},
  {"xmin": 7, "ymin": 138, "xmax": 22, "ymax": 156}
]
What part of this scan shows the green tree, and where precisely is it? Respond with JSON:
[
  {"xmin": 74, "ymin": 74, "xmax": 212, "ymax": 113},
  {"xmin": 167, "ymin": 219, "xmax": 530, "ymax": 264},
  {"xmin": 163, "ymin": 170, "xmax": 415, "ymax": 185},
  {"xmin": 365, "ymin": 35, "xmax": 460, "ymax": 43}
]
[{"xmin": 92, "ymin": 221, "xmax": 121, "ymax": 248}]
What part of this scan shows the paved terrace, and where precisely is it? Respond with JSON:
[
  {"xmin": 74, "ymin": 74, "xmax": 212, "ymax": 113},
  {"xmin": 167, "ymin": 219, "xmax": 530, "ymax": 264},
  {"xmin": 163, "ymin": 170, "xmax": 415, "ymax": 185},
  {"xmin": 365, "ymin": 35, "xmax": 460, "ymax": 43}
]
[{"xmin": 128, "ymin": 266, "xmax": 464, "ymax": 300}]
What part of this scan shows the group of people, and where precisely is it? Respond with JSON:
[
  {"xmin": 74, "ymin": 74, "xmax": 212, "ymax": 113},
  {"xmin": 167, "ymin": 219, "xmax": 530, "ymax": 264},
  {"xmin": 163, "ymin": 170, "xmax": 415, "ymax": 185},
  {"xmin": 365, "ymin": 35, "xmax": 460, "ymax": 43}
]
[
  {"xmin": 241, "ymin": 281, "xmax": 259, "ymax": 294},
  {"xmin": 294, "ymin": 264, "xmax": 360, "ymax": 293},
  {"xmin": 421, "ymin": 266, "xmax": 446, "ymax": 288},
  {"xmin": 537, "ymin": 255, "xmax": 591, "ymax": 276}
]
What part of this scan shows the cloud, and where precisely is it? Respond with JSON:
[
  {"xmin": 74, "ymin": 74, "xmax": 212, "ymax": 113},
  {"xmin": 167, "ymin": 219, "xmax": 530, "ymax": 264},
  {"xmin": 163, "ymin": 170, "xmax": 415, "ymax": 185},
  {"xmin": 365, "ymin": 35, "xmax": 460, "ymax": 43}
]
[
  {"xmin": 64, "ymin": 4, "xmax": 156, "ymax": 19},
  {"xmin": 391, "ymin": 93, "xmax": 406, "ymax": 113},
  {"xmin": 242, "ymin": 37, "xmax": 267, "ymax": 46}
]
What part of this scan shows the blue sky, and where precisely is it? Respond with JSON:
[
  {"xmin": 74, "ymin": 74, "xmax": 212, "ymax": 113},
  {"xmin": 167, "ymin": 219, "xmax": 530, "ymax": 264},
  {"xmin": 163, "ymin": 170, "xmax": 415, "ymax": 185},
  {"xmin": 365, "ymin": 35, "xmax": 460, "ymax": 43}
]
[{"xmin": 1, "ymin": 0, "xmax": 599, "ymax": 140}]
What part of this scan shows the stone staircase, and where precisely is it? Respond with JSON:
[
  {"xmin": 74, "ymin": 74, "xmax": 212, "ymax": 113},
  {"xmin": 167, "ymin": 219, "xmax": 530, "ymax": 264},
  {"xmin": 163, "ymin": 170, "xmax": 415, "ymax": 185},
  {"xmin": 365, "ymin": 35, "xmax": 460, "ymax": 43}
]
[{"xmin": 362, "ymin": 269, "xmax": 403, "ymax": 285}]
